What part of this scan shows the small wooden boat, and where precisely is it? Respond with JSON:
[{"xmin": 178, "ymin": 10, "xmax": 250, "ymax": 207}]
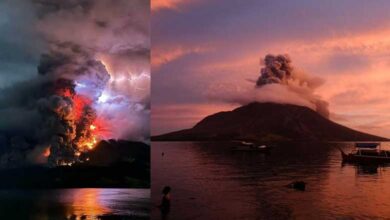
[
  {"xmin": 339, "ymin": 143, "xmax": 390, "ymax": 164},
  {"xmin": 232, "ymin": 141, "xmax": 270, "ymax": 152}
]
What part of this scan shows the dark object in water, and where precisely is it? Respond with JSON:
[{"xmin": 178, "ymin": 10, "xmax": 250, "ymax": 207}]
[
  {"xmin": 356, "ymin": 165, "xmax": 379, "ymax": 175},
  {"xmin": 339, "ymin": 143, "xmax": 390, "ymax": 164},
  {"xmin": 287, "ymin": 181, "xmax": 306, "ymax": 191},
  {"xmin": 162, "ymin": 152, "xmax": 164, "ymax": 157}
]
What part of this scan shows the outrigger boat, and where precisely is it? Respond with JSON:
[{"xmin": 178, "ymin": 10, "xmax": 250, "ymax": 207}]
[
  {"xmin": 339, "ymin": 143, "xmax": 390, "ymax": 164},
  {"xmin": 231, "ymin": 141, "xmax": 270, "ymax": 152}
]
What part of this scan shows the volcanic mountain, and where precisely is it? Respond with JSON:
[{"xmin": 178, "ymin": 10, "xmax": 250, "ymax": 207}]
[{"xmin": 153, "ymin": 102, "xmax": 387, "ymax": 142}]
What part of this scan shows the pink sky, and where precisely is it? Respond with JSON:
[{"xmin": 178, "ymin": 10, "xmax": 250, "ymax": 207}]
[{"xmin": 152, "ymin": 0, "xmax": 390, "ymax": 138}]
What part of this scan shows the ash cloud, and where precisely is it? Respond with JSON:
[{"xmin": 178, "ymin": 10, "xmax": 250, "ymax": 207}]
[
  {"xmin": 209, "ymin": 54, "xmax": 329, "ymax": 118},
  {"xmin": 0, "ymin": 0, "xmax": 150, "ymax": 167}
]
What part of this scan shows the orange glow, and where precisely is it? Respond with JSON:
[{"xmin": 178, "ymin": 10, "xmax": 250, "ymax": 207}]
[
  {"xmin": 92, "ymin": 118, "xmax": 112, "ymax": 139},
  {"xmin": 43, "ymin": 147, "xmax": 51, "ymax": 157},
  {"xmin": 54, "ymin": 87, "xmax": 109, "ymax": 154},
  {"xmin": 59, "ymin": 88, "xmax": 73, "ymax": 98},
  {"xmin": 77, "ymin": 120, "xmax": 101, "ymax": 151},
  {"xmin": 77, "ymin": 133, "xmax": 98, "ymax": 151},
  {"xmin": 68, "ymin": 189, "xmax": 111, "ymax": 217},
  {"xmin": 152, "ymin": 0, "xmax": 184, "ymax": 11},
  {"xmin": 73, "ymin": 94, "xmax": 93, "ymax": 121}
]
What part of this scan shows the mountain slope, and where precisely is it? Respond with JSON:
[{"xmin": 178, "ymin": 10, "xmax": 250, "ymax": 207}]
[{"xmin": 152, "ymin": 102, "xmax": 387, "ymax": 141}]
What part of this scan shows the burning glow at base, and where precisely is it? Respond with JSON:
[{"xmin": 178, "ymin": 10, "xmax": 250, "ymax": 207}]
[
  {"xmin": 43, "ymin": 147, "xmax": 51, "ymax": 157},
  {"xmin": 75, "ymin": 123, "xmax": 100, "ymax": 151}
]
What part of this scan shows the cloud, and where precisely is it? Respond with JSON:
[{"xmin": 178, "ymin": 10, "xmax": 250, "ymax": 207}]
[
  {"xmin": 0, "ymin": 0, "xmax": 44, "ymax": 88},
  {"xmin": 152, "ymin": 0, "xmax": 185, "ymax": 11},
  {"xmin": 152, "ymin": 46, "xmax": 210, "ymax": 69}
]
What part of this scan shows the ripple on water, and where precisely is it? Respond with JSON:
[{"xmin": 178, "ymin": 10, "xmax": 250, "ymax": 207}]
[{"xmin": 152, "ymin": 141, "xmax": 390, "ymax": 219}]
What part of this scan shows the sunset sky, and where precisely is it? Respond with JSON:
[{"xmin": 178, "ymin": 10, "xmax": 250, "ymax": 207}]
[{"xmin": 152, "ymin": 0, "xmax": 390, "ymax": 137}]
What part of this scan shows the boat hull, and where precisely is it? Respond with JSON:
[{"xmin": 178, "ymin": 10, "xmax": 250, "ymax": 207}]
[
  {"xmin": 342, "ymin": 153, "xmax": 390, "ymax": 164},
  {"xmin": 231, "ymin": 146, "xmax": 270, "ymax": 152}
]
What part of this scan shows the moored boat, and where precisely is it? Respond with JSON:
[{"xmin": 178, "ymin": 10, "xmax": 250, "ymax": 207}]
[
  {"xmin": 231, "ymin": 141, "xmax": 270, "ymax": 152},
  {"xmin": 339, "ymin": 143, "xmax": 390, "ymax": 164}
]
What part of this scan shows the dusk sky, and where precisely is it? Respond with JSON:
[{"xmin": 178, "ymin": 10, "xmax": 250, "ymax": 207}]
[{"xmin": 152, "ymin": 0, "xmax": 390, "ymax": 137}]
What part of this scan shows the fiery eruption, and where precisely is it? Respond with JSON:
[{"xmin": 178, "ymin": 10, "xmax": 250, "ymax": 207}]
[
  {"xmin": 33, "ymin": 43, "xmax": 113, "ymax": 166},
  {"xmin": 0, "ymin": 0, "xmax": 150, "ymax": 168}
]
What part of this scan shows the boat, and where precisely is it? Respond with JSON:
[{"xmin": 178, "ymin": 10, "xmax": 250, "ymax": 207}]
[
  {"xmin": 240, "ymin": 141, "xmax": 254, "ymax": 146},
  {"xmin": 339, "ymin": 143, "xmax": 390, "ymax": 164},
  {"xmin": 231, "ymin": 141, "xmax": 270, "ymax": 152}
]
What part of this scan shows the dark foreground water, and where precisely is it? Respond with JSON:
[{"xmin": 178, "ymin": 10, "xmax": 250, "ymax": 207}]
[
  {"xmin": 152, "ymin": 142, "xmax": 390, "ymax": 220},
  {"xmin": 0, "ymin": 188, "xmax": 150, "ymax": 219}
]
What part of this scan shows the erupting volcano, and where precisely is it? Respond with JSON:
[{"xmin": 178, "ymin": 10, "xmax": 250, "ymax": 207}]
[
  {"xmin": 33, "ymin": 43, "xmax": 115, "ymax": 166},
  {"xmin": 0, "ymin": 0, "xmax": 150, "ymax": 189},
  {"xmin": 0, "ymin": 44, "xmax": 151, "ymax": 183},
  {"xmin": 0, "ymin": 0, "xmax": 150, "ymax": 169},
  {"xmin": 52, "ymin": 84, "xmax": 104, "ymax": 165}
]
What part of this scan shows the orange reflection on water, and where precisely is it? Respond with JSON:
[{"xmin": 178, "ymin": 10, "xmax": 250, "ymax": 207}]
[{"xmin": 67, "ymin": 188, "xmax": 111, "ymax": 218}]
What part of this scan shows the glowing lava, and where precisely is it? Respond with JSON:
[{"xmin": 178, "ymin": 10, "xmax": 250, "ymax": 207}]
[
  {"xmin": 53, "ymin": 86, "xmax": 110, "ymax": 163},
  {"xmin": 76, "ymin": 123, "xmax": 99, "ymax": 151},
  {"xmin": 43, "ymin": 147, "xmax": 51, "ymax": 157}
]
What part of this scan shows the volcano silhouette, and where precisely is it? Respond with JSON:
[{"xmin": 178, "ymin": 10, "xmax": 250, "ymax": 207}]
[{"xmin": 152, "ymin": 102, "xmax": 387, "ymax": 142}]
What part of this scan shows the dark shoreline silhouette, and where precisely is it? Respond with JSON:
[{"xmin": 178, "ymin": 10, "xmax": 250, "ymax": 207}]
[{"xmin": 0, "ymin": 140, "xmax": 150, "ymax": 188}]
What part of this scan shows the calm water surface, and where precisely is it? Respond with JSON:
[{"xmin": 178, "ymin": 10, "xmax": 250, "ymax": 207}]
[
  {"xmin": 0, "ymin": 188, "xmax": 150, "ymax": 219},
  {"xmin": 152, "ymin": 142, "xmax": 390, "ymax": 220}
]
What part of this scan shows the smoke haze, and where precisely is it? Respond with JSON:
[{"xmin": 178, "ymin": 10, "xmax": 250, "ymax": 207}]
[{"xmin": 209, "ymin": 54, "xmax": 329, "ymax": 118}]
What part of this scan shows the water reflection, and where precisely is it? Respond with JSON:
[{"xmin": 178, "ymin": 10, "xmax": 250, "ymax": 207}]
[
  {"xmin": 0, "ymin": 188, "xmax": 150, "ymax": 220},
  {"xmin": 356, "ymin": 164, "xmax": 379, "ymax": 175},
  {"xmin": 152, "ymin": 141, "xmax": 390, "ymax": 219},
  {"xmin": 342, "ymin": 159, "xmax": 390, "ymax": 176},
  {"xmin": 68, "ymin": 189, "xmax": 112, "ymax": 217}
]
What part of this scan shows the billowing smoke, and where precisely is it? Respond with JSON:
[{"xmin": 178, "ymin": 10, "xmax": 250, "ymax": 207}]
[
  {"xmin": 0, "ymin": 0, "xmax": 149, "ymax": 167},
  {"xmin": 209, "ymin": 54, "xmax": 329, "ymax": 118}
]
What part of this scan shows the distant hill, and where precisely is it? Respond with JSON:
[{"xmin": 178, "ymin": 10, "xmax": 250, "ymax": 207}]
[{"xmin": 152, "ymin": 102, "xmax": 387, "ymax": 142}]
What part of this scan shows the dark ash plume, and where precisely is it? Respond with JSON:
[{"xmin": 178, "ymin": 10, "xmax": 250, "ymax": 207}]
[
  {"xmin": 256, "ymin": 54, "xmax": 293, "ymax": 86},
  {"xmin": 255, "ymin": 54, "xmax": 329, "ymax": 118},
  {"xmin": 208, "ymin": 54, "xmax": 329, "ymax": 118}
]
